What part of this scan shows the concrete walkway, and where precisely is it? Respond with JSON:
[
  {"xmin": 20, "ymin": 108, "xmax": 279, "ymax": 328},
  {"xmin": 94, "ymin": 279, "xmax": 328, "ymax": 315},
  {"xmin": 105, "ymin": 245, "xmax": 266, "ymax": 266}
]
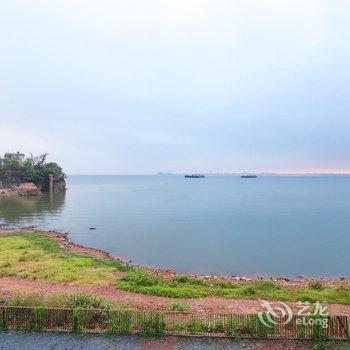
[{"xmin": 0, "ymin": 331, "xmax": 348, "ymax": 350}]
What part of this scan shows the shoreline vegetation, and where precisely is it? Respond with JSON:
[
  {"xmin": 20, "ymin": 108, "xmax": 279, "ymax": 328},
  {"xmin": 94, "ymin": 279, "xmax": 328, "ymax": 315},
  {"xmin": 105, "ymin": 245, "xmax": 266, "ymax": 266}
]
[
  {"xmin": 0, "ymin": 228, "xmax": 350, "ymax": 312},
  {"xmin": 0, "ymin": 152, "xmax": 66, "ymax": 196}
]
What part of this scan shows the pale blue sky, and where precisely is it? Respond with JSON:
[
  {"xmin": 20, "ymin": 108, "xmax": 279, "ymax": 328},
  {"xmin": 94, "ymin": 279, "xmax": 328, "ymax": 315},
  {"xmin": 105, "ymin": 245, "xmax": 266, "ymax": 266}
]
[{"xmin": 1, "ymin": 1, "xmax": 349, "ymax": 174}]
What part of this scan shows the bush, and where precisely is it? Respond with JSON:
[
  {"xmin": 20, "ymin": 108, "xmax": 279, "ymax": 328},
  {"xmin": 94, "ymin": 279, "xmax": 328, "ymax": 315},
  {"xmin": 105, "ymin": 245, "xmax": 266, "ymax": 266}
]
[
  {"xmin": 166, "ymin": 300, "xmax": 188, "ymax": 312},
  {"xmin": 309, "ymin": 280, "xmax": 325, "ymax": 292},
  {"xmin": 225, "ymin": 317, "xmax": 242, "ymax": 340},
  {"xmin": 187, "ymin": 317, "xmax": 206, "ymax": 334},
  {"xmin": 71, "ymin": 308, "xmax": 85, "ymax": 332},
  {"xmin": 66, "ymin": 293, "xmax": 112, "ymax": 309},
  {"xmin": 296, "ymin": 293, "xmax": 319, "ymax": 303},
  {"xmin": 239, "ymin": 285, "xmax": 256, "ymax": 296},
  {"xmin": 29, "ymin": 307, "xmax": 46, "ymax": 331},
  {"xmin": 107, "ymin": 309, "xmax": 132, "ymax": 334},
  {"xmin": 139, "ymin": 313, "xmax": 165, "ymax": 337},
  {"xmin": 5, "ymin": 294, "xmax": 43, "ymax": 307},
  {"xmin": 171, "ymin": 275, "xmax": 208, "ymax": 287},
  {"xmin": 121, "ymin": 269, "xmax": 163, "ymax": 287}
]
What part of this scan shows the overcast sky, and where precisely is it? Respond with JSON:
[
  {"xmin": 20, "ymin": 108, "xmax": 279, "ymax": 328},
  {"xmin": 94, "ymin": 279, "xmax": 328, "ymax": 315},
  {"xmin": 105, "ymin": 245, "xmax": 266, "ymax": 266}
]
[{"xmin": 1, "ymin": 0, "xmax": 349, "ymax": 174}]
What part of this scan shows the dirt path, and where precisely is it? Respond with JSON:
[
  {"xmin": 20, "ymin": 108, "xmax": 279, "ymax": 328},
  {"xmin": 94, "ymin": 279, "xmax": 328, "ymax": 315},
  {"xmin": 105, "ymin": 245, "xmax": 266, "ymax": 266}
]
[{"xmin": 1, "ymin": 276, "xmax": 350, "ymax": 315}]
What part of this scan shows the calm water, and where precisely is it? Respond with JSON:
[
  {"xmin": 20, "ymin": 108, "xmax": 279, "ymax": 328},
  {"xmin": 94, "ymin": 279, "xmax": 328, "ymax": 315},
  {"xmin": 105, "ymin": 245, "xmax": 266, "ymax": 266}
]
[{"xmin": 0, "ymin": 175, "xmax": 349, "ymax": 278}]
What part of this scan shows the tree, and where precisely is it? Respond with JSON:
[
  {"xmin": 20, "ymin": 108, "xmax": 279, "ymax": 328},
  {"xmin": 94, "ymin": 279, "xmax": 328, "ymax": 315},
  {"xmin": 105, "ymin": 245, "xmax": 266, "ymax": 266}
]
[
  {"xmin": 2, "ymin": 152, "xmax": 24, "ymax": 170},
  {"xmin": 0, "ymin": 152, "xmax": 66, "ymax": 184}
]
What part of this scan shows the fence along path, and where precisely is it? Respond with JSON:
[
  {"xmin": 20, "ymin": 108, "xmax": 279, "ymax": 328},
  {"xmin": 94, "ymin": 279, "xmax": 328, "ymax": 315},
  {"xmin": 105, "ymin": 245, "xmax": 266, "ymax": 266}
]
[{"xmin": 0, "ymin": 306, "xmax": 349, "ymax": 339}]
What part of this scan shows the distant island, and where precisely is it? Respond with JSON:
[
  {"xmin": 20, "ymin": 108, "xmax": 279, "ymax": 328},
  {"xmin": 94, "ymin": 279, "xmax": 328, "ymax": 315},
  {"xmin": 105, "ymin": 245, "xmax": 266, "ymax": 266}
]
[{"xmin": 0, "ymin": 152, "xmax": 66, "ymax": 196}]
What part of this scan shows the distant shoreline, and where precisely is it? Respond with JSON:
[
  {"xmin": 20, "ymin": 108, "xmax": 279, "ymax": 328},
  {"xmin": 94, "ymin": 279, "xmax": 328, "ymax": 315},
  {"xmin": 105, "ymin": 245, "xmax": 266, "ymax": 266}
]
[{"xmin": 66, "ymin": 173, "xmax": 350, "ymax": 176}]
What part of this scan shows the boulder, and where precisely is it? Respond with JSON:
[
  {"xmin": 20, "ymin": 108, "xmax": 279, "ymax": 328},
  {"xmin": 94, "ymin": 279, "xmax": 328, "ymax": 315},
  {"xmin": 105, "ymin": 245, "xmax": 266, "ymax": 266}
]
[{"xmin": 1, "ymin": 182, "xmax": 40, "ymax": 196}]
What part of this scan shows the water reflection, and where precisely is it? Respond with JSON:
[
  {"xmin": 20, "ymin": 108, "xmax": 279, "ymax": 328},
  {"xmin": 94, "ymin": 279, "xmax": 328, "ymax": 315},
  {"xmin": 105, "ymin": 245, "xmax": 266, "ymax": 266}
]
[{"xmin": 0, "ymin": 193, "xmax": 65, "ymax": 223}]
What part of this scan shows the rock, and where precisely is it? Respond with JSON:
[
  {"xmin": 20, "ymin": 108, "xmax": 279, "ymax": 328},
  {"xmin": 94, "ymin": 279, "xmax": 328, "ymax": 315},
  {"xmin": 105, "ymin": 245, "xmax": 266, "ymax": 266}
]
[
  {"xmin": 0, "ymin": 169, "xmax": 66, "ymax": 193},
  {"xmin": 1, "ymin": 182, "xmax": 40, "ymax": 196}
]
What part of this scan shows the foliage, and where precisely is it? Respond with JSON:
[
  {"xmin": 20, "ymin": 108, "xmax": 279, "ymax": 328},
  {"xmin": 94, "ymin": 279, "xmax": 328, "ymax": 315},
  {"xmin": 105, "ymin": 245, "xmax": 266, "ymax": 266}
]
[
  {"xmin": 138, "ymin": 312, "xmax": 165, "ymax": 337},
  {"xmin": 309, "ymin": 280, "xmax": 325, "ymax": 292},
  {"xmin": 5, "ymin": 293, "xmax": 43, "ymax": 307},
  {"xmin": 188, "ymin": 317, "xmax": 207, "ymax": 334},
  {"xmin": 0, "ymin": 309, "xmax": 9, "ymax": 330},
  {"xmin": 66, "ymin": 293, "xmax": 113, "ymax": 309},
  {"xmin": 71, "ymin": 308, "xmax": 85, "ymax": 332},
  {"xmin": 0, "ymin": 152, "xmax": 65, "ymax": 188},
  {"xmin": 121, "ymin": 269, "xmax": 163, "ymax": 286},
  {"xmin": 29, "ymin": 307, "xmax": 46, "ymax": 331},
  {"xmin": 107, "ymin": 310, "xmax": 132, "ymax": 334},
  {"xmin": 166, "ymin": 300, "xmax": 188, "ymax": 312}
]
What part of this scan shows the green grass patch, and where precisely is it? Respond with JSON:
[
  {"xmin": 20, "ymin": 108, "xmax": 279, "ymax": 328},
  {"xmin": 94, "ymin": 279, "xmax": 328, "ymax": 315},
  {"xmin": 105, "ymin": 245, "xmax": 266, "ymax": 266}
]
[
  {"xmin": 0, "ymin": 231, "xmax": 129, "ymax": 285},
  {"xmin": 117, "ymin": 270, "xmax": 350, "ymax": 303}
]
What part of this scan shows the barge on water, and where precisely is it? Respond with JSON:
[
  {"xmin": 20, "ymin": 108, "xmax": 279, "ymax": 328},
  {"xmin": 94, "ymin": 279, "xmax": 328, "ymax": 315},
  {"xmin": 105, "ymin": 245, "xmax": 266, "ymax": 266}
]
[
  {"xmin": 241, "ymin": 174, "xmax": 257, "ymax": 178},
  {"xmin": 184, "ymin": 174, "xmax": 206, "ymax": 178}
]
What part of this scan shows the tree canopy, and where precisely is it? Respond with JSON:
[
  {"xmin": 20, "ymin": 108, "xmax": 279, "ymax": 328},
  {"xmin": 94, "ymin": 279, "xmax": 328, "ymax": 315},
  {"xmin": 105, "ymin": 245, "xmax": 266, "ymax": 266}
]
[{"xmin": 0, "ymin": 152, "xmax": 66, "ymax": 184}]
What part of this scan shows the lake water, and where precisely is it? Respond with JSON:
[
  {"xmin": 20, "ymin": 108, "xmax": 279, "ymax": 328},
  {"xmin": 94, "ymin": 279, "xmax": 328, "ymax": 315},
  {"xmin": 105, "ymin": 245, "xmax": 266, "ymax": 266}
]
[{"xmin": 0, "ymin": 175, "xmax": 349, "ymax": 278}]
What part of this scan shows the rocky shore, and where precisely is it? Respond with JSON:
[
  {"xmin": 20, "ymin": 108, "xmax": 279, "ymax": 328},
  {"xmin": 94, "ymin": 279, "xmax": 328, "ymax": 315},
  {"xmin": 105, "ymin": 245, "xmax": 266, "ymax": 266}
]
[
  {"xmin": 1, "ymin": 226, "xmax": 348, "ymax": 288},
  {"xmin": 0, "ymin": 182, "xmax": 41, "ymax": 197}
]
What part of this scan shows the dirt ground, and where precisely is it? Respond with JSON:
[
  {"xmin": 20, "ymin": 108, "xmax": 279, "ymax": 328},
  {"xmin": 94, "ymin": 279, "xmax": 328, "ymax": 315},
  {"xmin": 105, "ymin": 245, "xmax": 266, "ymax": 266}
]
[{"xmin": 2, "ymin": 276, "xmax": 350, "ymax": 316}]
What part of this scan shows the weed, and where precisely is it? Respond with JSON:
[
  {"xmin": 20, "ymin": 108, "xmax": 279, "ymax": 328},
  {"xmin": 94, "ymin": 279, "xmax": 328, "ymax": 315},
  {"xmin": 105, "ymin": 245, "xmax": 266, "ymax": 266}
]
[
  {"xmin": 66, "ymin": 293, "xmax": 113, "ymax": 309},
  {"xmin": 166, "ymin": 300, "xmax": 188, "ymax": 312},
  {"xmin": 309, "ymin": 280, "xmax": 325, "ymax": 292},
  {"xmin": 139, "ymin": 313, "xmax": 165, "ymax": 337}
]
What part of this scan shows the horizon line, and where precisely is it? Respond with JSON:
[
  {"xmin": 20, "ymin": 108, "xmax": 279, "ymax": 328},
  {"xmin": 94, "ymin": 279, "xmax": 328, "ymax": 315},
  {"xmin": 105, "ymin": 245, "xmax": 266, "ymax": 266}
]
[{"xmin": 66, "ymin": 172, "xmax": 350, "ymax": 176}]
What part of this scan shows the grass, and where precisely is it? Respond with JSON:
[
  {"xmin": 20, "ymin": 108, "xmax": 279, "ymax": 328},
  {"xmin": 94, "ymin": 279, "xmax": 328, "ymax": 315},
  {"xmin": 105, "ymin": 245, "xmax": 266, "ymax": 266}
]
[
  {"xmin": 1, "ymin": 231, "xmax": 350, "ymax": 304},
  {"xmin": 3, "ymin": 291, "xmax": 113, "ymax": 309},
  {"xmin": 117, "ymin": 269, "xmax": 350, "ymax": 303},
  {"xmin": 0, "ymin": 231, "xmax": 129, "ymax": 285}
]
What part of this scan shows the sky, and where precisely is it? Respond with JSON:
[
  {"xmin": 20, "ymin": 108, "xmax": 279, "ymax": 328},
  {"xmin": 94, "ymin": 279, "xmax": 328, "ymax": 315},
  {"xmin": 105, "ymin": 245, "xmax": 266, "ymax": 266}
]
[{"xmin": 0, "ymin": 0, "xmax": 349, "ymax": 174}]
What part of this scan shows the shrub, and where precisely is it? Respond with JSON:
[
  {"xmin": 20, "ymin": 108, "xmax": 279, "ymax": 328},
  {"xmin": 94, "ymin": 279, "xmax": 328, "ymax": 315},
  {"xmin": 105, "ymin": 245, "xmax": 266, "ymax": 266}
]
[
  {"xmin": 71, "ymin": 309, "xmax": 85, "ymax": 332},
  {"xmin": 171, "ymin": 275, "xmax": 208, "ymax": 287},
  {"xmin": 296, "ymin": 293, "xmax": 319, "ymax": 303},
  {"xmin": 255, "ymin": 281, "xmax": 281, "ymax": 291},
  {"xmin": 1, "ymin": 261, "xmax": 11, "ymax": 268},
  {"xmin": 121, "ymin": 269, "xmax": 163, "ymax": 287},
  {"xmin": 166, "ymin": 300, "xmax": 188, "ymax": 312},
  {"xmin": 309, "ymin": 280, "xmax": 325, "ymax": 292},
  {"xmin": 66, "ymin": 293, "xmax": 112, "ymax": 309},
  {"xmin": 139, "ymin": 313, "xmax": 165, "ymax": 337},
  {"xmin": 29, "ymin": 307, "xmax": 46, "ymax": 331},
  {"xmin": 187, "ymin": 317, "xmax": 207, "ymax": 334},
  {"xmin": 225, "ymin": 318, "xmax": 242, "ymax": 340},
  {"xmin": 5, "ymin": 294, "xmax": 43, "ymax": 307},
  {"xmin": 239, "ymin": 285, "xmax": 256, "ymax": 296},
  {"xmin": 107, "ymin": 309, "xmax": 132, "ymax": 334},
  {"xmin": 213, "ymin": 279, "xmax": 238, "ymax": 289}
]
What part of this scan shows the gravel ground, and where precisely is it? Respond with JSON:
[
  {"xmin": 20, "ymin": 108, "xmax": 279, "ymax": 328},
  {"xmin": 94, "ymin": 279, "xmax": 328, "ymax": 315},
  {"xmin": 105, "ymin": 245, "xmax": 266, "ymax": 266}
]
[{"xmin": 0, "ymin": 332, "xmax": 349, "ymax": 350}]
